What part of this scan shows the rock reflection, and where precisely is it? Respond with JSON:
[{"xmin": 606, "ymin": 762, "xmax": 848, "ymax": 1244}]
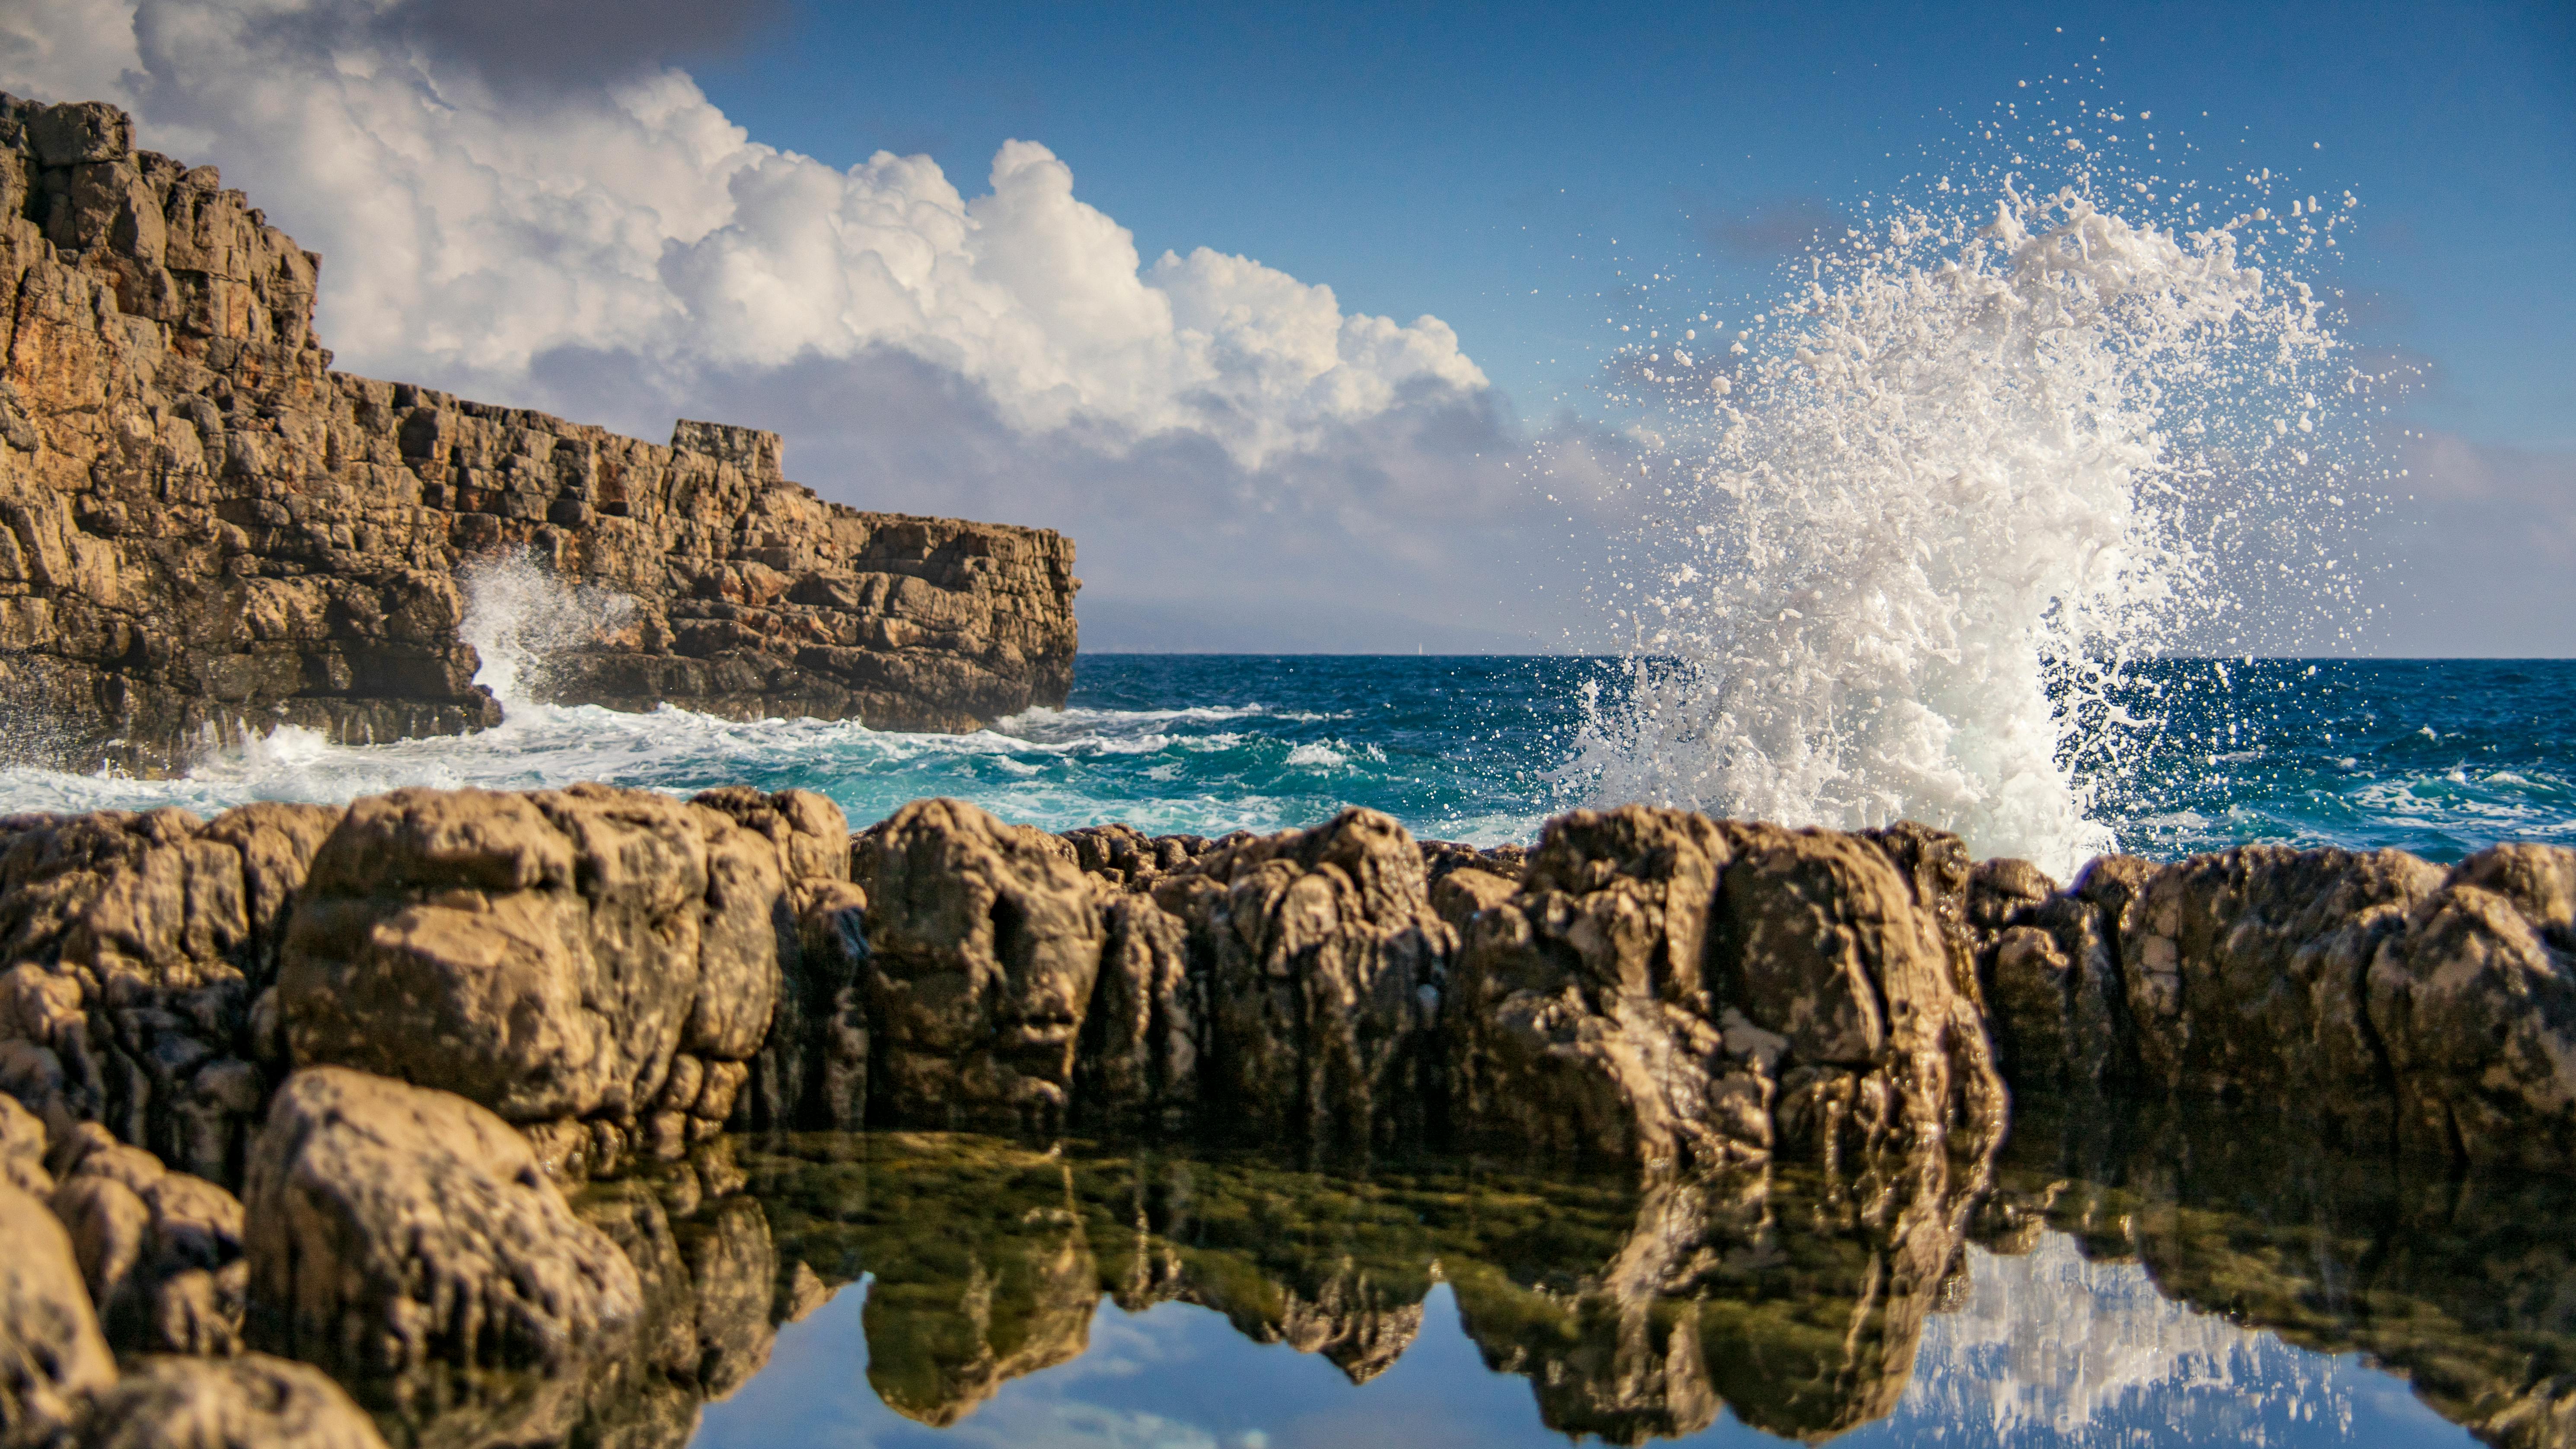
[
  {"xmin": 733, "ymin": 1132, "xmax": 1989, "ymax": 1443},
  {"xmin": 717, "ymin": 1110, "xmax": 2576, "ymax": 1448},
  {"xmin": 1977, "ymin": 1096, "xmax": 2576, "ymax": 1449}
]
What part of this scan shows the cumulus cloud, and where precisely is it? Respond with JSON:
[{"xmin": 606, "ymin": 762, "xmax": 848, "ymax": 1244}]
[{"xmin": 0, "ymin": 0, "xmax": 1570, "ymax": 651}]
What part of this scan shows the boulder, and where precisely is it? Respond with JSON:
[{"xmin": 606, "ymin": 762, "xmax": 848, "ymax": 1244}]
[
  {"xmin": 276, "ymin": 785, "xmax": 785, "ymax": 1156},
  {"xmin": 1148, "ymin": 808, "xmax": 1451, "ymax": 1145},
  {"xmin": 853, "ymin": 799, "xmax": 1106, "ymax": 1130},
  {"xmin": 0, "ymin": 801, "xmax": 339, "ymax": 1185},
  {"xmin": 241, "ymin": 1067, "xmax": 642, "ymax": 1382},
  {"xmin": 1074, "ymin": 892, "xmax": 1202, "ymax": 1129},
  {"xmin": 47, "ymin": 1123, "xmax": 246, "ymax": 1355},
  {"xmin": 0, "ymin": 1179, "xmax": 115, "ymax": 1444},
  {"xmin": 1450, "ymin": 806, "xmax": 1744, "ymax": 1169},
  {"xmin": 70, "ymin": 1354, "xmax": 387, "ymax": 1449},
  {"xmin": 0, "ymin": 1094, "xmax": 45, "ymax": 1196},
  {"xmin": 1450, "ymin": 807, "xmax": 2003, "ymax": 1172},
  {"xmin": 2369, "ymin": 844, "xmax": 2576, "ymax": 1169},
  {"xmin": 692, "ymin": 788, "xmax": 870, "ymax": 1134}
]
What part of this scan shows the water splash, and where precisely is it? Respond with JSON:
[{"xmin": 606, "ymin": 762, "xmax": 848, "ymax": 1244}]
[
  {"xmin": 1569, "ymin": 173, "xmax": 2370, "ymax": 876},
  {"xmin": 458, "ymin": 551, "xmax": 638, "ymax": 710}
]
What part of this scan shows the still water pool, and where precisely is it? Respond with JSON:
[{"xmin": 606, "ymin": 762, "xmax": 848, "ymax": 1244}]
[{"xmin": 650, "ymin": 1104, "xmax": 2551, "ymax": 1449}]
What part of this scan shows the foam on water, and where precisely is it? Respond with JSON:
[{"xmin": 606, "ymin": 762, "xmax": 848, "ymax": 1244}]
[{"xmin": 1569, "ymin": 155, "xmax": 2374, "ymax": 876}]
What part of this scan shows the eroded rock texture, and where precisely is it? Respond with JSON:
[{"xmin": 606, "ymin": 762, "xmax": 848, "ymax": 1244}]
[
  {"xmin": 0, "ymin": 96, "xmax": 1076, "ymax": 774},
  {"xmin": 240, "ymin": 1068, "xmax": 643, "ymax": 1395},
  {"xmin": 47, "ymin": 1122, "xmax": 246, "ymax": 1356},
  {"xmin": 0, "ymin": 1178, "xmax": 115, "ymax": 1445},
  {"xmin": 0, "ymin": 800, "xmax": 341, "ymax": 1186},
  {"xmin": 276, "ymin": 784, "xmax": 845, "ymax": 1172},
  {"xmin": 1977, "ymin": 841, "xmax": 2576, "ymax": 1168},
  {"xmin": 1449, "ymin": 807, "xmax": 2006, "ymax": 1173}
]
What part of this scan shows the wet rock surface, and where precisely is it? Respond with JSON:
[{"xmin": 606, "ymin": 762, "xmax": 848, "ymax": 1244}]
[{"xmin": 0, "ymin": 96, "xmax": 1076, "ymax": 774}]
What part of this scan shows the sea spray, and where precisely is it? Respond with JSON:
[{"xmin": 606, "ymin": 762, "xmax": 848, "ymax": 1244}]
[
  {"xmin": 459, "ymin": 551, "xmax": 639, "ymax": 710},
  {"xmin": 1569, "ymin": 180, "xmax": 2363, "ymax": 876}
]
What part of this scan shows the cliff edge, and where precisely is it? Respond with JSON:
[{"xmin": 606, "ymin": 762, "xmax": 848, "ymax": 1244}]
[{"xmin": 0, "ymin": 97, "xmax": 1078, "ymax": 772}]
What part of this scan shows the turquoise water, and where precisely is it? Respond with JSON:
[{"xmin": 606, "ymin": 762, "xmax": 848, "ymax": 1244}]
[{"xmin": 7, "ymin": 654, "xmax": 2566, "ymax": 870}]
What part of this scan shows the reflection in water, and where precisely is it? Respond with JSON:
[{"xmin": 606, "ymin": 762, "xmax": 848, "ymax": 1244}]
[{"xmin": 388, "ymin": 1105, "xmax": 2576, "ymax": 1448}]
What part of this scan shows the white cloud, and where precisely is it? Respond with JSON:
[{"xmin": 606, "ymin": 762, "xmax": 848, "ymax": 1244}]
[{"xmin": 0, "ymin": 0, "xmax": 1487, "ymax": 472}]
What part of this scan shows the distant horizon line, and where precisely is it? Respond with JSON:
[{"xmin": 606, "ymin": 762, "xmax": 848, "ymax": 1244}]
[{"xmin": 1071, "ymin": 651, "xmax": 2576, "ymax": 662}]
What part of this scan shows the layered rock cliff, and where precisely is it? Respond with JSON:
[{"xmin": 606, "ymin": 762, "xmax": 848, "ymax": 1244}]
[{"xmin": 0, "ymin": 96, "xmax": 1078, "ymax": 773}]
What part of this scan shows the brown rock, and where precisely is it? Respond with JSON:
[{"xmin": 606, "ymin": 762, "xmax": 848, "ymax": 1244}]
[
  {"xmin": 70, "ymin": 1353, "xmax": 388, "ymax": 1449},
  {"xmin": 48, "ymin": 1123, "xmax": 247, "ymax": 1355},
  {"xmin": 276, "ymin": 785, "xmax": 784, "ymax": 1149},
  {"xmin": 1451, "ymin": 807, "xmax": 2002, "ymax": 1172},
  {"xmin": 0, "ymin": 1178, "xmax": 115, "ymax": 1443},
  {"xmin": 1148, "ymin": 807, "xmax": 1450, "ymax": 1145},
  {"xmin": 0, "ymin": 1094, "xmax": 45, "ymax": 1196},
  {"xmin": 241, "ymin": 1067, "xmax": 642, "ymax": 1380},
  {"xmin": 2370, "ymin": 844, "xmax": 2576, "ymax": 1169},
  {"xmin": 693, "ymin": 788, "xmax": 870, "ymax": 1133},
  {"xmin": 0, "ymin": 800, "xmax": 339, "ymax": 1184},
  {"xmin": 854, "ymin": 798, "xmax": 1106, "ymax": 1131},
  {"xmin": 1074, "ymin": 892, "xmax": 1202, "ymax": 1128},
  {"xmin": 0, "ymin": 96, "xmax": 1076, "ymax": 775}
]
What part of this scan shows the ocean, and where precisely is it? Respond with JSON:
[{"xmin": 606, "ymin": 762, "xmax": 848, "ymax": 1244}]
[{"xmin": 2, "ymin": 653, "xmax": 2566, "ymax": 877}]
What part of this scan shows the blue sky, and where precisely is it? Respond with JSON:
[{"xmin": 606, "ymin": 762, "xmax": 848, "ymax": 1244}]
[
  {"xmin": 11, "ymin": 0, "xmax": 2570, "ymax": 652},
  {"xmin": 692, "ymin": 0, "xmax": 2573, "ymax": 450}
]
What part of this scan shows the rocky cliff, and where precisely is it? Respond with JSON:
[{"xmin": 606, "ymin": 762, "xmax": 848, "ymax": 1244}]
[{"xmin": 0, "ymin": 97, "xmax": 1078, "ymax": 773}]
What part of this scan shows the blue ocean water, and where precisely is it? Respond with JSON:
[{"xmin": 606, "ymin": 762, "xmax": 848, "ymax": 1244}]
[{"xmin": 3, "ymin": 654, "xmax": 2566, "ymax": 871}]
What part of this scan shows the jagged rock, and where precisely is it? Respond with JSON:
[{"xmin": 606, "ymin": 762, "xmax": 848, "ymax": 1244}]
[
  {"xmin": 1059, "ymin": 824, "xmax": 1214, "ymax": 894},
  {"xmin": 1074, "ymin": 892, "xmax": 1202, "ymax": 1129},
  {"xmin": 276, "ymin": 785, "xmax": 785, "ymax": 1153},
  {"xmin": 2107, "ymin": 845, "xmax": 2442, "ymax": 1099},
  {"xmin": 240, "ymin": 1067, "xmax": 642, "ymax": 1384},
  {"xmin": 2370, "ymin": 844, "xmax": 2576, "ymax": 1169},
  {"xmin": 1449, "ymin": 806, "xmax": 1742, "ymax": 1169},
  {"xmin": 47, "ymin": 1123, "xmax": 245, "ymax": 1355},
  {"xmin": 1450, "ymin": 807, "xmax": 2004, "ymax": 1172},
  {"xmin": 70, "ymin": 1354, "xmax": 387, "ymax": 1449},
  {"xmin": 1148, "ymin": 807, "xmax": 1451, "ymax": 1145},
  {"xmin": 0, "ymin": 801, "xmax": 339, "ymax": 1185},
  {"xmin": 0, "ymin": 1179, "xmax": 115, "ymax": 1444},
  {"xmin": 0, "ymin": 95, "xmax": 1076, "ymax": 775},
  {"xmin": 692, "ymin": 788, "xmax": 870, "ymax": 1134},
  {"xmin": 1421, "ymin": 838, "xmax": 1528, "ymax": 887},
  {"xmin": 853, "ymin": 799, "xmax": 1107, "ymax": 1131}
]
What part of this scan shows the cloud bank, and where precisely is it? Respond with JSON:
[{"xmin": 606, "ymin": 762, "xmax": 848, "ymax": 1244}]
[{"xmin": 1, "ymin": 0, "xmax": 1579, "ymax": 651}]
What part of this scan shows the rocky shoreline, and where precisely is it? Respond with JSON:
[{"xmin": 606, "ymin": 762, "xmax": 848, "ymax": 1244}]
[
  {"xmin": 0, "ymin": 96, "xmax": 1078, "ymax": 774},
  {"xmin": 0, "ymin": 784, "xmax": 2569, "ymax": 1444}
]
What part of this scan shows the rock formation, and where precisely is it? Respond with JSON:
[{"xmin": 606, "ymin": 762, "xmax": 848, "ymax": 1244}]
[
  {"xmin": 1975, "ymin": 841, "xmax": 2576, "ymax": 1168},
  {"xmin": 240, "ymin": 1068, "xmax": 644, "ymax": 1393},
  {"xmin": 0, "ymin": 781, "xmax": 2574, "ymax": 1444},
  {"xmin": 0, "ymin": 96, "xmax": 1077, "ymax": 774},
  {"xmin": 0, "ymin": 1177, "xmax": 115, "ymax": 1443}
]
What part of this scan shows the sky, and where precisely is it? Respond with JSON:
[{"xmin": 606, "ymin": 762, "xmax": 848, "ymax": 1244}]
[{"xmin": 1, "ymin": 0, "xmax": 2569, "ymax": 653}]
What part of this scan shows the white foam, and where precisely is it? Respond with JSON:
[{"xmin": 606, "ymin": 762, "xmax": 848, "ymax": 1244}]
[{"xmin": 1571, "ymin": 183, "xmax": 2349, "ymax": 876}]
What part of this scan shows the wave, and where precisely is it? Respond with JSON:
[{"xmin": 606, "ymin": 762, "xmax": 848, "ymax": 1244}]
[{"xmin": 1568, "ymin": 160, "xmax": 2378, "ymax": 877}]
